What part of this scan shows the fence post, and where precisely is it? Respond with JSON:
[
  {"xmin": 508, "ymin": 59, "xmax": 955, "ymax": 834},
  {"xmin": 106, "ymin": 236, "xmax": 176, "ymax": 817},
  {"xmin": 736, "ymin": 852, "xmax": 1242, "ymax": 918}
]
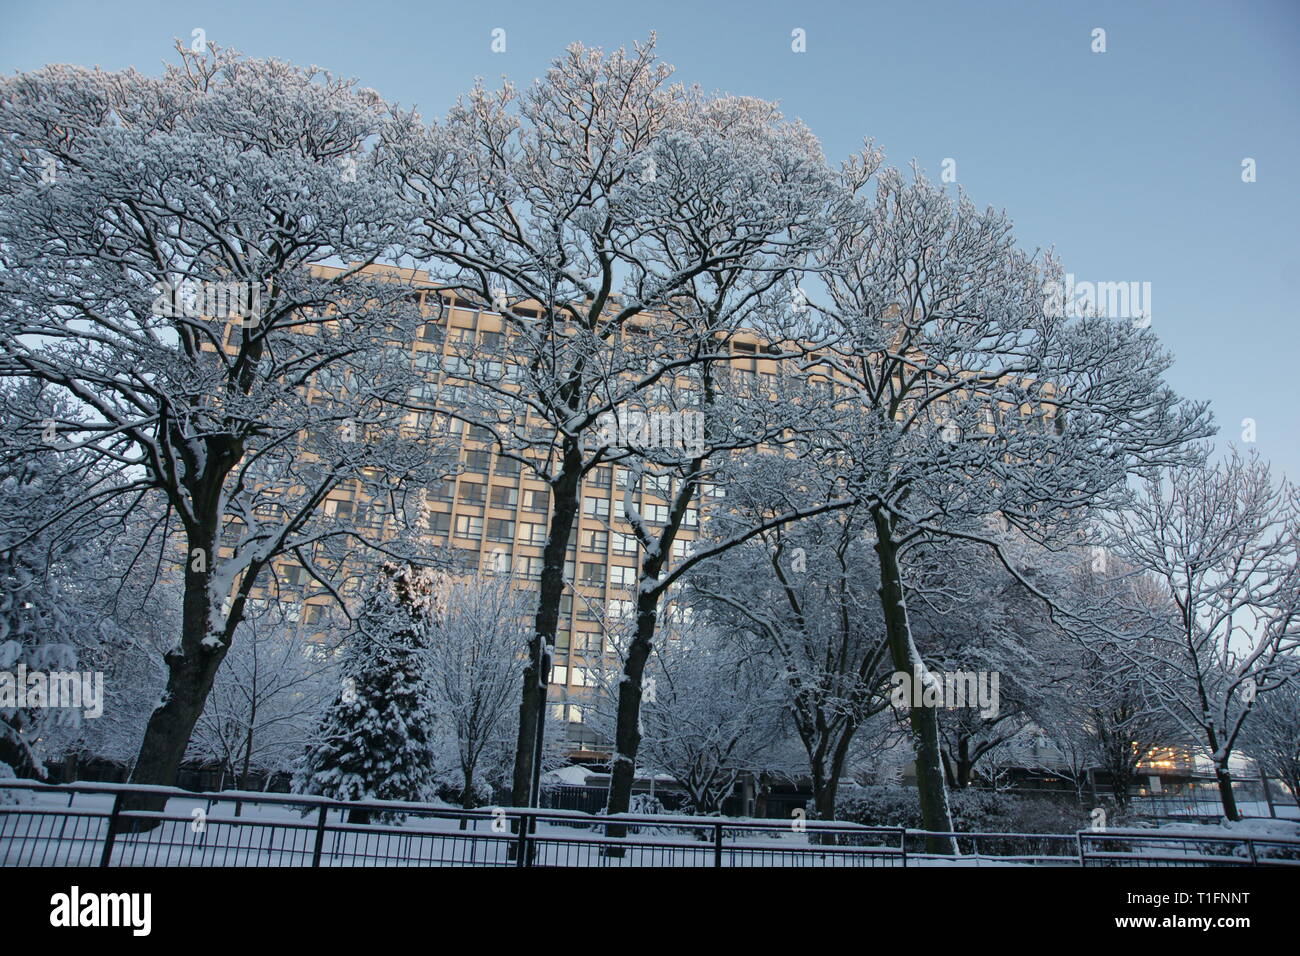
[
  {"xmin": 99, "ymin": 792, "xmax": 123, "ymax": 867},
  {"xmin": 310, "ymin": 805, "xmax": 328, "ymax": 867},
  {"xmin": 1245, "ymin": 839, "xmax": 1258, "ymax": 866},
  {"xmin": 714, "ymin": 821, "xmax": 723, "ymax": 867},
  {"xmin": 1075, "ymin": 831, "xmax": 1086, "ymax": 868},
  {"xmin": 515, "ymin": 811, "xmax": 531, "ymax": 867},
  {"xmin": 899, "ymin": 828, "xmax": 908, "ymax": 867}
]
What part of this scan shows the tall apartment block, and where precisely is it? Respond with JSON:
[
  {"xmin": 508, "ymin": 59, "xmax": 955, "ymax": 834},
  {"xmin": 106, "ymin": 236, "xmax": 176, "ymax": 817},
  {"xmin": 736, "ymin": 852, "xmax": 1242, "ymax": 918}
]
[{"xmin": 265, "ymin": 267, "xmax": 782, "ymax": 760}]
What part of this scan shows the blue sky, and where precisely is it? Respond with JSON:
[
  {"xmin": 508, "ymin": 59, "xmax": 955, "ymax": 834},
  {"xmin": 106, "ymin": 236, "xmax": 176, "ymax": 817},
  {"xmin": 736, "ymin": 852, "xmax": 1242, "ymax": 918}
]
[{"xmin": 3, "ymin": 0, "xmax": 1297, "ymax": 478}]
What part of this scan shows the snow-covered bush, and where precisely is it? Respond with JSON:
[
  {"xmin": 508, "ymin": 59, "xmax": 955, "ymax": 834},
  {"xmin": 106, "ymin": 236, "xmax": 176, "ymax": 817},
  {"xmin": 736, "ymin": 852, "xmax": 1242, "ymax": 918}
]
[{"xmin": 0, "ymin": 761, "xmax": 29, "ymax": 805}]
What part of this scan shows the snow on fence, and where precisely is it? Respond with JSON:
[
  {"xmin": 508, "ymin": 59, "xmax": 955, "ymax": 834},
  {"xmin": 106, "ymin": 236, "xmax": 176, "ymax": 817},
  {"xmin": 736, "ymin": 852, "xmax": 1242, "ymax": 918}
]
[{"xmin": 2, "ymin": 780, "xmax": 1297, "ymax": 868}]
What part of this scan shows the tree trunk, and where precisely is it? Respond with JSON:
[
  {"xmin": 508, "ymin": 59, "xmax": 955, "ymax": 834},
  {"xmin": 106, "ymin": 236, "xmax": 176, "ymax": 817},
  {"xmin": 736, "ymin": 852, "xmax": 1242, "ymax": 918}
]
[
  {"xmin": 121, "ymin": 544, "xmax": 230, "ymax": 826},
  {"xmin": 122, "ymin": 646, "xmax": 227, "ymax": 818},
  {"xmin": 461, "ymin": 761, "xmax": 478, "ymax": 810},
  {"xmin": 458, "ymin": 761, "xmax": 478, "ymax": 830},
  {"xmin": 1214, "ymin": 762, "xmax": 1241, "ymax": 821},
  {"xmin": 872, "ymin": 508, "xmax": 956, "ymax": 853},
  {"xmin": 810, "ymin": 764, "xmax": 840, "ymax": 845},
  {"xmin": 510, "ymin": 452, "xmax": 581, "ymax": 808},
  {"xmin": 755, "ymin": 772, "xmax": 770, "ymax": 819},
  {"xmin": 122, "ymin": 504, "xmax": 239, "ymax": 827},
  {"xmin": 603, "ymin": 594, "xmax": 657, "ymax": 855}
]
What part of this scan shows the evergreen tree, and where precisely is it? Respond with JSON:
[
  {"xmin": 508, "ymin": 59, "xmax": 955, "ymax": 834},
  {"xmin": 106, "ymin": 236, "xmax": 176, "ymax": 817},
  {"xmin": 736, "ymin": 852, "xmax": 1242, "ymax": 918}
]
[{"xmin": 295, "ymin": 564, "xmax": 439, "ymax": 822}]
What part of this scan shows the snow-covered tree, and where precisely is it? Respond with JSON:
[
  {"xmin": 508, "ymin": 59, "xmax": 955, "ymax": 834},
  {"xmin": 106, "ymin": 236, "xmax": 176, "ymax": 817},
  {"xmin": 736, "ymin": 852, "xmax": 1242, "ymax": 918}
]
[
  {"xmin": 295, "ymin": 564, "xmax": 439, "ymax": 822},
  {"xmin": 0, "ymin": 44, "xmax": 450, "ymax": 802},
  {"xmin": 801, "ymin": 157, "xmax": 1212, "ymax": 846},
  {"xmin": 1025, "ymin": 559, "xmax": 1183, "ymax": 810},
  {"xmin": 426, "ymin": 573, "xmax": 531, "ymax": 809},
  {"xmin": 905, "ymin": 544, "xmax": 1046, "ymax": 790},
  {"xmin": 591, "ymin": 623, "xmax": 789, "ymax": 815},
  {"xmin": 393, "ymin": 37, "xmax": 839, "ymax": 806},
  {"xmin": 0, "ymin": 381, "xmax": 122, "ymax": 776},
  {"xmin": 1242, "ymin": 659, "xmax": 1300, "ymax": 804},
  {"xmin": 691, "ymin": 505, "xmax": 891, "ymax": 821},
  {"xmin": 189, "ymin": 603, "xmax": 338, "ymax": 792},
  {"xmin": 1104, "ymin": 448, "xmax": 1300, "ymax": 819}
]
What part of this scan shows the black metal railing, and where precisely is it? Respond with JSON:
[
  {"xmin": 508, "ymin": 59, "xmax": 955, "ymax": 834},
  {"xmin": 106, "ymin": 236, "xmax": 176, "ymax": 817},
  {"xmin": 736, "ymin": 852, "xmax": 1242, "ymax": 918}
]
[{"xmin": 2, "ymin": 780, "xmax": 1296, "ymax": 868}]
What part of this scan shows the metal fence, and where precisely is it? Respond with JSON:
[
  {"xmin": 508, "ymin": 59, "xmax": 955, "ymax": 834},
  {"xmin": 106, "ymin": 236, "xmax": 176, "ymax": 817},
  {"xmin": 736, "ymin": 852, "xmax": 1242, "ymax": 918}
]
[
  {"xmin": 1078, "ymin": 829, "xmax": 1300, "ymax": 866},
  {"xmin": 2, "ymin": 780, "xmax": 1296, "ymax": 868}
]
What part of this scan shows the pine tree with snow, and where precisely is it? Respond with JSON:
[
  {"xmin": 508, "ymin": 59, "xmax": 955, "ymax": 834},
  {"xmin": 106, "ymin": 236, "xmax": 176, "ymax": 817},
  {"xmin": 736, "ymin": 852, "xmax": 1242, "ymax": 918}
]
[{"xmin": 295, "ymin": 564, "xmax": 439, "ymax": 822}]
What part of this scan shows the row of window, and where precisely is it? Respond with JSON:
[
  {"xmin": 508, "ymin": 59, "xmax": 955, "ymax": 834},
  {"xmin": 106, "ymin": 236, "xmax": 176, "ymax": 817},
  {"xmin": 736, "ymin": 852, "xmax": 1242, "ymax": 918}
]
[{"xmin": 433, "ymin": 513, "xmax": 694, "ymax": 561}]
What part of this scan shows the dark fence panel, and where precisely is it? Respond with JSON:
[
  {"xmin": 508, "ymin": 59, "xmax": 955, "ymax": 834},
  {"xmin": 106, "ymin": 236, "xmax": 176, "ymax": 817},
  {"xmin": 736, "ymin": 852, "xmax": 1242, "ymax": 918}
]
[{"xmin": 2, "ymin": 780, "xmax": 1296, "ymax": 868}]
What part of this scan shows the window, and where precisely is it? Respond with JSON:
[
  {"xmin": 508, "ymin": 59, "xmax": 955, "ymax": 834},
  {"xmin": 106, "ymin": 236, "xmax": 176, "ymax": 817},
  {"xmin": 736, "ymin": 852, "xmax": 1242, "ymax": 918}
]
[
  {"xmin": 414, "ymin": 349, "xmax": 441, "ymax": 372},
  {"xmin": 406, "ymin": 409, "xmax": 435, "ymax": 431},
  {"xmin": 324, "ymin": 498, "xmax": 353, "ymax": 520},
  {"xmin": 580, "ymin": 562, "xmax": 605, "ymax": 586},
  {"xmin": 644, "ymin": 503, "xmax": 670, "ymax": 524},
  {"xmin": 613, "ymin": 532, "xmax": 638, "ymax": 556},
  {"xmin": 518, "ymin": 555, "xmax": 543, "ymax": 580},
  {"xmin": 494, "ymin": 456, "xmax": 521, "ymax": 477},
  {"xmin": 490, "ymin": 486, "xmax": 518, "ymax": 509},
  {"xmin": 419, "ymin": 323, "xmax": 444, "ymax": 344},
  {"xmin": 463, "ymin": 449, "xmax": 491, "ymax": 474},
  {"xmin": 487, "ymin": 518, "xmax": 515, "ymax": 542},
  {"xmin": 609, "ymin": 599, "xmax": 633, "ymax": 620},
  {"xmin": 426, "ymin": 510, "xmax": 451, "ymax": 536},
  {"xmin": 524, "ymin": 489, "xmax": 549, "ymax": 513},
  {"xmin": 278, "ymin": 564, "xmax": 310, "ymax": 589},
  {"xmin": 521, "ymin": 523, "xmax": 546, "ymax": 546},
  {"xmin": 407, "ymin": 381, "xmax": 438, "ymax": 404},
  {"xmin": 610, "ymin": 565, "xmax": 637, "ymax": 589},
  {"xmin": 583, "ymin": 496, "xmax": 609, "ymax": 519},
  {"xmin": 454, "ymin": 515, "xmax": 483, "ymax": 539},
  {"xmin": 429, "ymin": 479, "xmax": 455, "ymax": 502},
  {"xmin": 671, "ymin": 539, "xmax": 691, "ymax": 560},
  {"xmin": 584, "ymin": 530, "xmax": 608, "ymax": 553},
  {"xmin": 645, "ymin": 474, "xmax": 671, "ymax": 499},
  {"xmin": 458, "ymin": 483, "xmax": 486, "ymax": 506},
  {"xmin": 480, "ymin": 330, "xmax": 504, "ymax": 351},
  {"xmin": 683, "ymin": 508, "xmax": 698, "ymax": 528},
  {"xmin": 590, "ymin": 466, "xmax": 612, "ymax": 489}
]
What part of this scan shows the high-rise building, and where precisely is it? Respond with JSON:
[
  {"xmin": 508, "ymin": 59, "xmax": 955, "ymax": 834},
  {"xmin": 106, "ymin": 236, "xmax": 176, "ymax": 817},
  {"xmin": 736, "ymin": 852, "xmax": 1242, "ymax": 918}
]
[{"xmin": 257, "ymin": 266, "xmax": 785, "ymax": 759}]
